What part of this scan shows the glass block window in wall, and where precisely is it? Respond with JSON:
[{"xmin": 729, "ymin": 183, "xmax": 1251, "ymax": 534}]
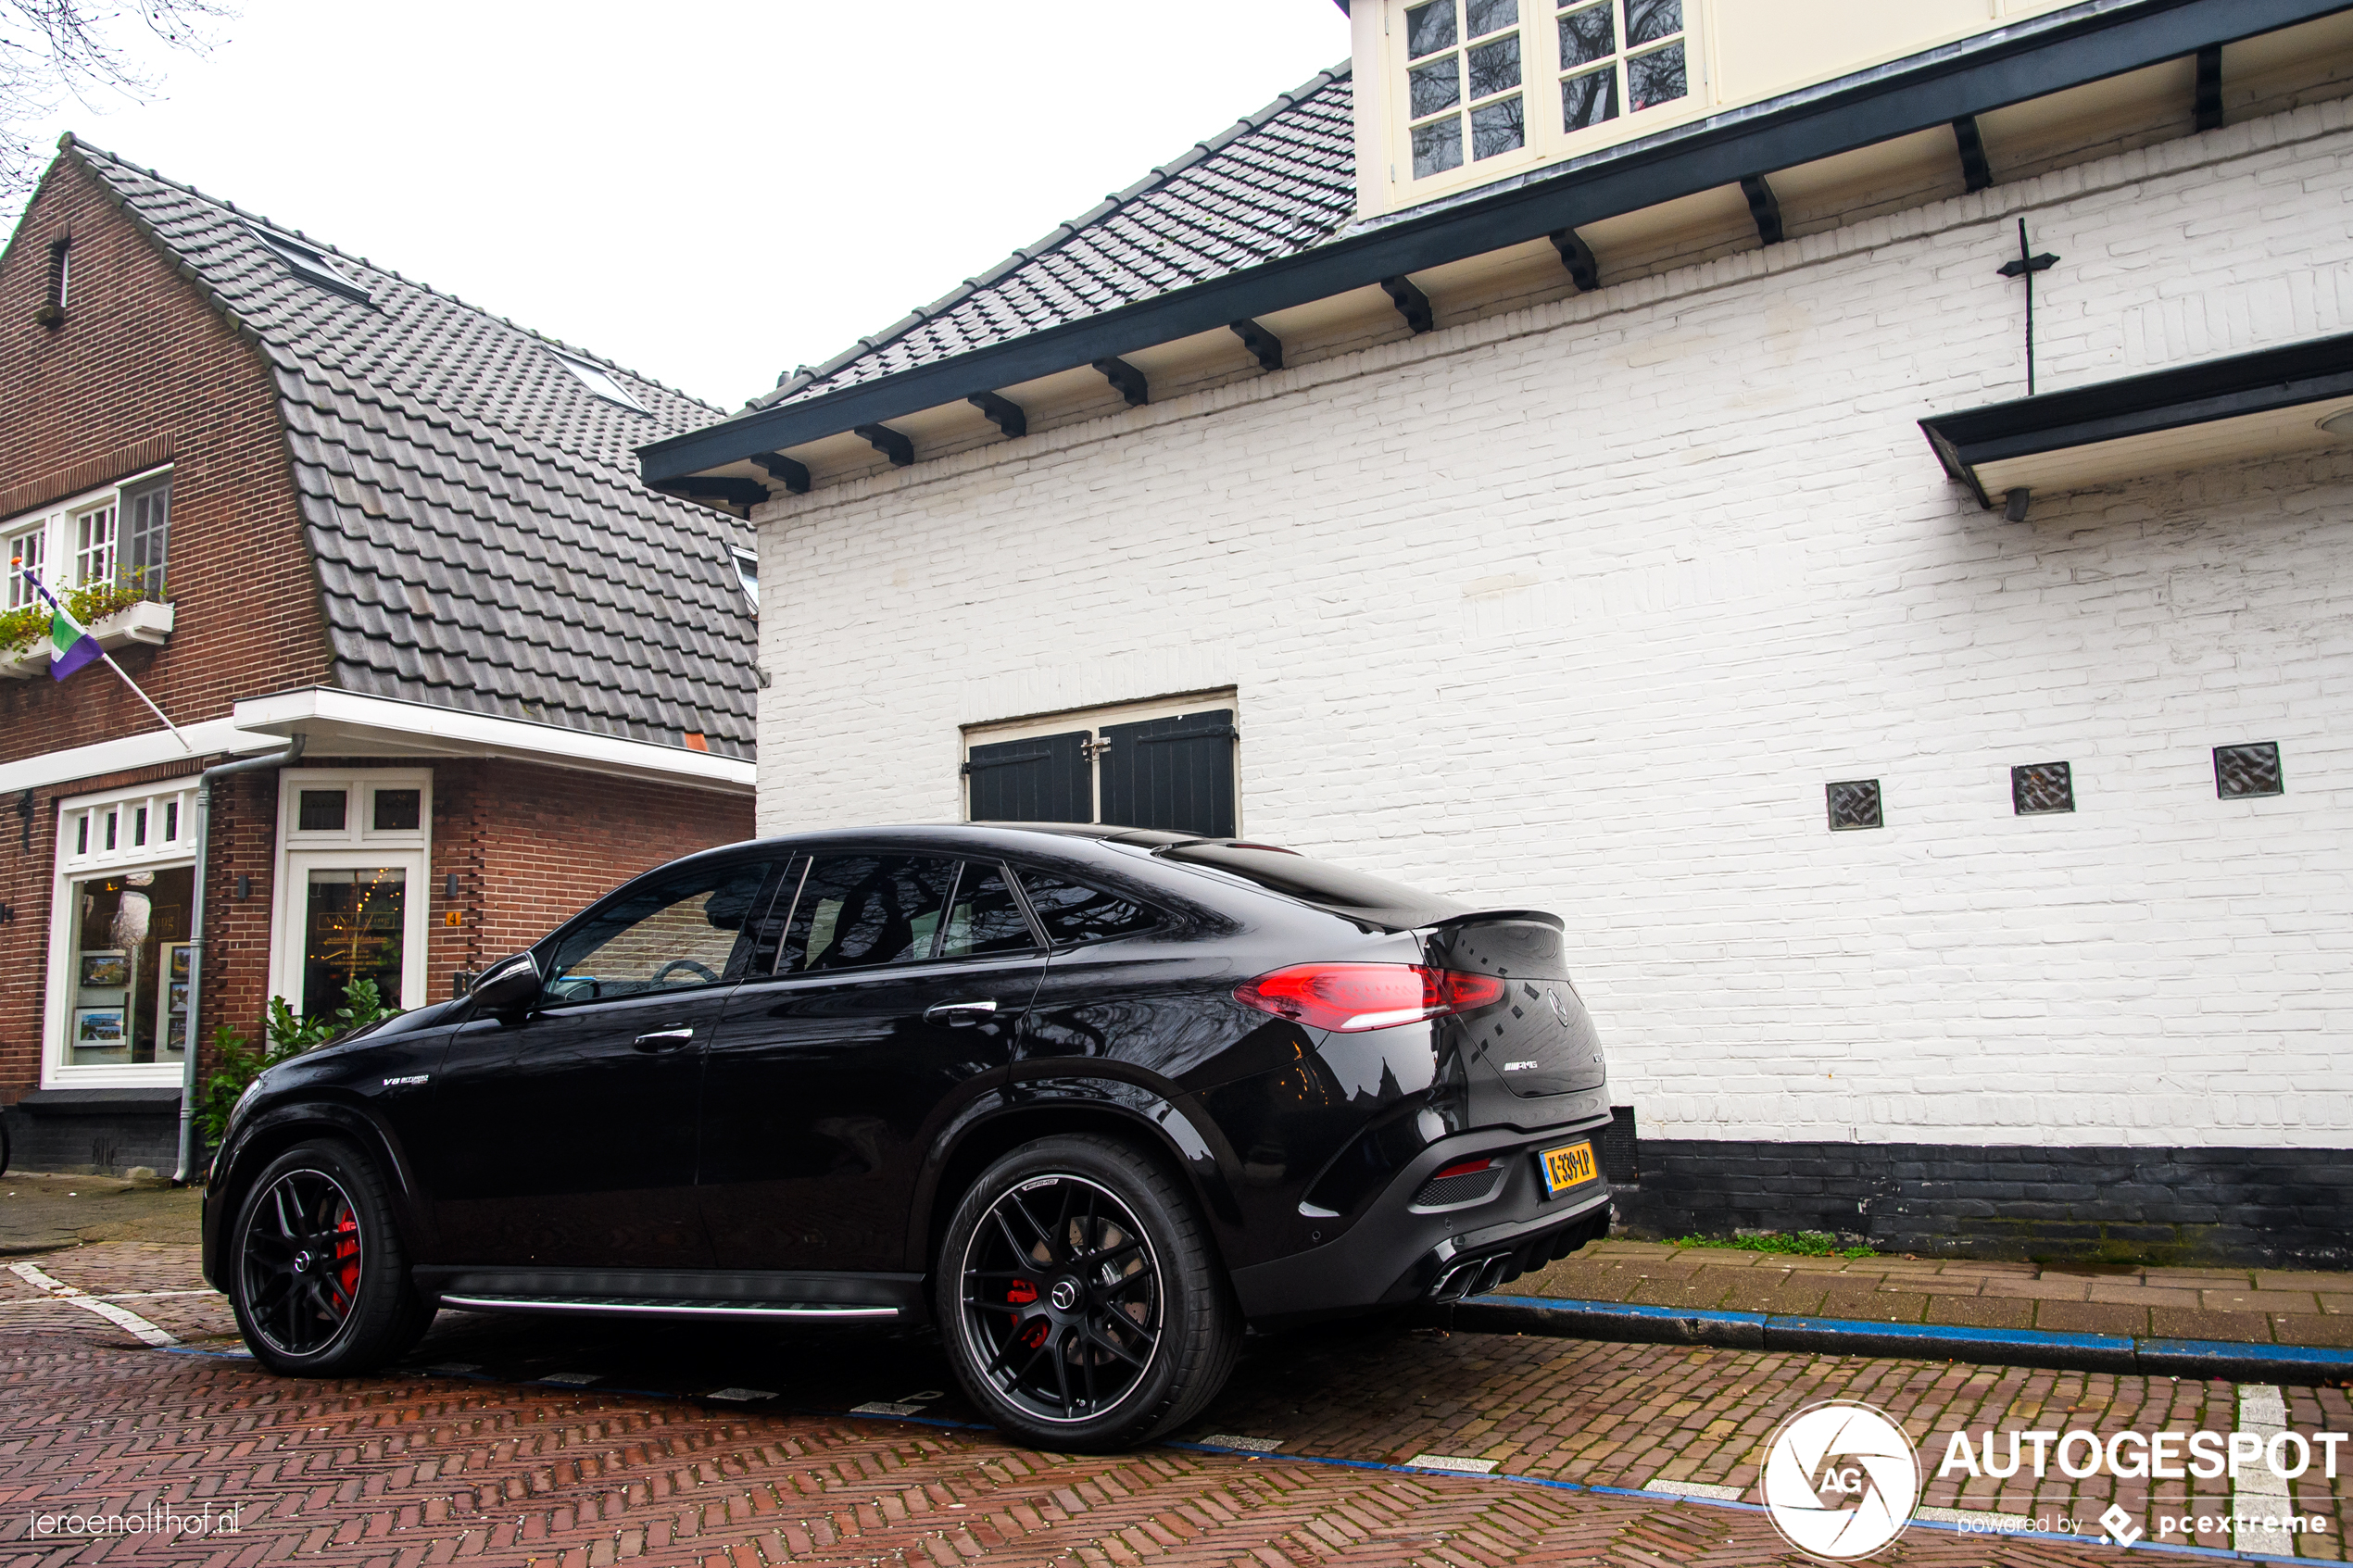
[
  {"xmin": 67, "ymin": 865, "xmax": 195, "ymax": 1066},
  {"xmin": 302, "ymin": 866, "xmax": 408, "ymax": 1016},
  {"xmin": 2214, "ymin": 743, "xmax": 2284, "ymax": 799},
  {"xmin": 2011, "ymin": 761, "xmax": 2075, "ymax": 816},
  {"xmin": 1405, "ymin": 0, "xmax": 1527, "ymax": 178},
  {"xmin": 1557, "ymin": 0, "xmax": 1688, "ymax": 133}
]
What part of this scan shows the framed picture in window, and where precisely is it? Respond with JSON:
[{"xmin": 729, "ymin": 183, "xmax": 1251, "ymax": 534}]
[
  {"xmin": 73, "ymin": 1006, "xmax": 127, "ymax": 1046},
  {"xmin": 80, "ymin": 949, "xmax": 130, "ymax": 988},
  {"xmin": 167, "ymin": 944, "xmax": 191, "ymax": 982},
  {"xmin": 166, "ymin": 979, "xmax": 190, "ymax": 1014},
  {"xmin": 164, "ymin": 1015, "xmax": 188, "ymax": 1054}
]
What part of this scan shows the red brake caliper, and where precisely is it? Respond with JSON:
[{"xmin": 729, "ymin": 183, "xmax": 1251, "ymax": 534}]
[
  {"xmin": 1007, "ymin": 1279, "xmax": 1047, "ymax": 1346},
  {"xmin": 331, "ymin": 1205, "xmax": 360, "ymax": 1310}
]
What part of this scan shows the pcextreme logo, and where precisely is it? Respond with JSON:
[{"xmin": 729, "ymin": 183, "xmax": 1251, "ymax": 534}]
[{"xmin": 1760, "ymin": 1400, "xmax": 1921, "ymax": 1561}]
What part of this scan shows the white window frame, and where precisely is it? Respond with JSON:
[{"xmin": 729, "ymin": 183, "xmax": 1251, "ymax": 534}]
[
  {"xmin": 265, "ymin": 769, "xmax": 434, "ymax": 1019},
  {"xmin": 42, "ymin": 779, "xmax": 201, "ymax": 1088},
  {"xmin": 962, "ymin": 688, "xmax": 1241, "ymax": 834},
  {"xmin": 1385, "ymin": 0, "xmax": 1710, "ymax": 203},
  {"xmin": 71, "ymin": 497, "xmax": 117, "ymax": 589},
  {"xmin": 2, "ymin": 463, "xmax": 173, "ymax": 610},
  {"xmin": 5, "ymin": 517, "xmax": 45, "ymax": 611}
]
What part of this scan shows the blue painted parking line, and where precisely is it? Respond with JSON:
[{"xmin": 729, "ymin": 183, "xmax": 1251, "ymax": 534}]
[{"xmin": 1457, "ymin": 1291, "xmax": 2352, "ymax": 1386}]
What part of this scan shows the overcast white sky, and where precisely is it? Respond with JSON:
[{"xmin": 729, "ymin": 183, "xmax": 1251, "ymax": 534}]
[{"xmin": 12, "ymin": 1, "xmax": 1351, "ymax": 410}]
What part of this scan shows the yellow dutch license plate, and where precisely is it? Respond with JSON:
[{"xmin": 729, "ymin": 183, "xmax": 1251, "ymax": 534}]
[{"xmin": 1540, "ymin": 1141, "xmax": 1598, "ymax": 1197}]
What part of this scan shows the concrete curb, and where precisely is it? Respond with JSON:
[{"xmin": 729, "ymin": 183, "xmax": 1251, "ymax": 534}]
[{"xmin": 1446, "ymin": 1292, "xmax": 2353, "ymax": 1385}]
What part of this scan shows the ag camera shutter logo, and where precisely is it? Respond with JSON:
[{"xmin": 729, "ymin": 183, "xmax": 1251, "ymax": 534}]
[{"xmin": 1761, "ymin": 1399, "xmax": 1920, "ymax": 1560}]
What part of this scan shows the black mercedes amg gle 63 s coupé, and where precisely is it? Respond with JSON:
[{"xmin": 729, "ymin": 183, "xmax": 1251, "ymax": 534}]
[{"xmin": 203, "ymin": 825, "xmax": 1615, "ymax": 1449}]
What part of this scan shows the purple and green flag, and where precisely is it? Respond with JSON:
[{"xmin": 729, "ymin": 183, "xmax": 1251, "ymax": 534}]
[{"xmin": 12, "ymin": 562, "xmax": 103, "ymax": 680}]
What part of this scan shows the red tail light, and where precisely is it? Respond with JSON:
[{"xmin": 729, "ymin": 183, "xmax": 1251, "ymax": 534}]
[{"xmin": 1233, "ymin": 964, "xmax": 1507, "ymax": 1033}]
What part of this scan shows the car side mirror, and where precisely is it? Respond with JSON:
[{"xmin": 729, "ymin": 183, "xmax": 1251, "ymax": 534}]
[{"xmin": 470, "ymin": 951, "xmax": 540, "ymax": 1013}]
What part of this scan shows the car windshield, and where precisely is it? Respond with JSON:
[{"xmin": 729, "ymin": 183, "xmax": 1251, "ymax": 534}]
[{"xmin": 1155, "ymin": 843, "xmax": 1470, "ymax": 928}]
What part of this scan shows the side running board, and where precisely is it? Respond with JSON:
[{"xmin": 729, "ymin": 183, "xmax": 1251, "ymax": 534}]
[{"xmin": 437, "ymin": 1295, "xmax": 900, "ymax": 1321}]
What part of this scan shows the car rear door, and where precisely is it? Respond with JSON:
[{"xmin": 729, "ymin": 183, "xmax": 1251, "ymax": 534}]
[
  {"xmin": 695, "ymin": 853, "xmax": 1046, "ymax": 1272},
  {"xmin": 421, "ymin": 855, "xmax": 782, "ymax": 1270}
]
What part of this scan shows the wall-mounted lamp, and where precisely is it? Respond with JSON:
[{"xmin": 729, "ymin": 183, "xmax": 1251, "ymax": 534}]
[
  {"xmin": 234, "ymin": 874, "xmax": 251, "ymax": 900},
  {"xmin": 0, "ymin": 902, "xmax": 14, "ymax": 924},
  {"xmin": 444, "ymin": 872, "xmax": 459, "ymax": 898}
]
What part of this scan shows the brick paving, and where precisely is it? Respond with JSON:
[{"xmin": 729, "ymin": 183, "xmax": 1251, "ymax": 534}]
[
  {"xmin": 1517, "ymin": 1241, "xmax": 2353, "ymax": 1348},
  {"xmin": 0, "ymin": 1244, "xmax": 2343, "ymax": 1566}
]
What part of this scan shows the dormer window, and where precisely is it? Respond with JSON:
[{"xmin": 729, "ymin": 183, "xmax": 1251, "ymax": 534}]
[
  {"xmin": 1558, "ymin": 0, "xmax": 1688, "ymax": 132},
  {"xmin": 1389, "ymin": 0, "xmax": 1701, "ymax": 196},
  {"xmin": 1406, "ymin": 0, "xmax": 1526, "ymax": 178},
  {"xmin": 250, "ymin": 225, "xmax": 371, "ymax": 305},
  {"xmin": 554, "ymin": 353, "xmax": 649, "ymax": 413}
]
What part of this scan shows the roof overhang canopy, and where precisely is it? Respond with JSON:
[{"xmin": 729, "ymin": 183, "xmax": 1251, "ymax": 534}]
[
  {"xmin": 640, "ymin": 0, "xmax": 2353, "ymax": 492},
  {"xmin": 230, "ymin": 687, "xmax": 754, "ymax": 794},
  {"xmin": 1919, "ymin": 331, "xmax": 2353, "ymax": 507}
]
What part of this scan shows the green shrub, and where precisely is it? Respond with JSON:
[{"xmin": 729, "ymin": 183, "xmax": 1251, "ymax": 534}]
[{"xmin": 195, "ymin": 980, "xmax": 396, "ymax": 1148}]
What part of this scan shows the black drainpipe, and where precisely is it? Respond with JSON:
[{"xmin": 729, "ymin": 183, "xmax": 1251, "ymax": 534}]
[{"xmin": 173, "ymin": 734, "xmax": 306, "ymax": 1185}]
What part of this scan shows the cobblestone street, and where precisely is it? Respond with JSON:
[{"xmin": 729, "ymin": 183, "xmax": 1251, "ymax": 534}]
[{"xmin": 1, "ymin": 1244, "xmax": 2346, "ymax": 1565}]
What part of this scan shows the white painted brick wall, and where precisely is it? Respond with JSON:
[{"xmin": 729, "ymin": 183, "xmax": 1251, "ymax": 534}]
[{"xmin": 754, "ymin": 100, "xmax": 2353, "ymax": 1151}]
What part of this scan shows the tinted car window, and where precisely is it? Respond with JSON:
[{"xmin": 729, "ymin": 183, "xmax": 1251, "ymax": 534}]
[
  {"xmin": 940, "ymin": 862, "xmax": 1040, "ymax": 960},
  {"xmin": 1015, "ymin": 871, "xmax": 1162, "ymax": 946},
  {"xmin": 781, "ymin": 854, "xmax": 956, "ymax": 973},
  {"xmin": 545, "ymin": 860, "xmax": 770, "ymax": 1002},
  {"xmin": 1155, "ymin": 843, "xmax": 1469, "ymax": 928}
]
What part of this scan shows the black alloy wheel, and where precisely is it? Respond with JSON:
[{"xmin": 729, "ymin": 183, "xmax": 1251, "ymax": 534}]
[
  {"xmin": 241, "ymin": 1165, "xmax": 364, "ymax": 1354},
  {"xmin": 963, "ymin": 1172, "xmax": 1160, "ymax": 1421},
  {"xmin": 228, "ymin": 1140, "xmax": 431, "ymax": 1375},
  {"xmin": 940, "ymin": 1135, "xmax": 1239, "ymax": 1451}
]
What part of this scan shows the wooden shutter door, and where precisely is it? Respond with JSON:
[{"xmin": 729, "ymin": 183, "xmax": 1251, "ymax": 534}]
[
  {"xmin": 1098, "ymin": 710, "xmax": 1236, "ymax": 837},
  {"xmin": 963, "ymin": 730, "xmax": 1091, "ymax": 822}
]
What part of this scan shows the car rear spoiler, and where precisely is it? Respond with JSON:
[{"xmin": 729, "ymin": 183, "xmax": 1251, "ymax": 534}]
[{"xmin": 1423, "ymin": 908, "xmax": 1566, "ymax": 932}]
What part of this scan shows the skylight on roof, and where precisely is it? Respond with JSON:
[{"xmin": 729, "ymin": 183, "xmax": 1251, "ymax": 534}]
[
  {"xmin": 554, "ymin": 353, "xmax": 649, "ymax": 413},
  {"xmin": 248, "ymin": 225, "xmax": 370, "ymax": 304}
]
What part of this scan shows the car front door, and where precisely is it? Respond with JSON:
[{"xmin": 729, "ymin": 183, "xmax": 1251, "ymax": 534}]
[
  {"xmin": 422, "ymin": 855, "xmax": 782, "ymax": 1270},
  {"xmin": 697, "ymin": 852, "xmax": 1047, "ymax": 1273}
]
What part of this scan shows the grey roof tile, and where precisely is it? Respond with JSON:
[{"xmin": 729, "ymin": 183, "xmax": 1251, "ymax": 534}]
[
  {"xmin": 66, "ymin": 140, "xmax": 758, "ymax": 760},
  {"xmin": 752, "ymin": 65, "xmax": 1354, "ymax": 415}
]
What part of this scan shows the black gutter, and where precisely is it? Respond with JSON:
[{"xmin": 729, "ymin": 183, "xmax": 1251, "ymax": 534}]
[
  {"xmin": 1919, "ymin": 329, "xmax": 2353, "ymax": 506},
  {"xmin": 640, "ymin": 0, "xmax": 2353, "ymax": 487}
]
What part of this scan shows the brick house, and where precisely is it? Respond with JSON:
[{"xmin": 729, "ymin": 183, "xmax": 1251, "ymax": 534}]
[
  {"xmin": 642, "ymin": 0, "xmax": 2353, "ymax": 1262},
  {"xmin": 0, "ymin": 139, "xmax": 756, "ymax": 1174}
]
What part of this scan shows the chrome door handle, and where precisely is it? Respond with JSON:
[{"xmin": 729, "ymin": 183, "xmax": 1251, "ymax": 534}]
[
  {"xmin": 923, "ymin": 999, "xmax": 999, "ymax": 1025},
  {"xmin": 633, "ymin": 1027, "xmax": 696, "ymax": 1052}
]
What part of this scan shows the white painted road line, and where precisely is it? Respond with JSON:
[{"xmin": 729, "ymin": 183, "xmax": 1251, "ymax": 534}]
[
  {"xmin": 708, "ymin": 1387, "xmax": 779, "ymax": 1402},
  {"xmin": 1407, "ymin": 1454, "xmax": 1499, "ymax": 1474},
  {"xmin": 1647, "ymin": 1478, "xmax": 1743, "ymax": 1501},
  {"xmin": 849, "ymin": 1400, "xmax": 926, "ymax": 1415},
  {"xmin": 1201, "ymin": 1434, "xmax": 1285, "ymax": 1452},
  {"xmin": 6, "ymin": 1261, "xmax": 178, "ymax": 1346},
  {"xmin": 2234, "ymin": 1384, "xmax": 2294, "ymax": 1559}
]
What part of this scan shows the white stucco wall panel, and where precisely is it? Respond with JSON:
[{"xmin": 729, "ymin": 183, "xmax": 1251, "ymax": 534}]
[{"xmin": 755, "ymin": 101, "xmax": 2353, "ymax": 1150}]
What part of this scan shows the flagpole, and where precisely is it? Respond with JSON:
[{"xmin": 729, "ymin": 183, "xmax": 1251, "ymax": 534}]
[{"xmin": 13, "ymin": 559, "xmax": 192, "ymax": 752}]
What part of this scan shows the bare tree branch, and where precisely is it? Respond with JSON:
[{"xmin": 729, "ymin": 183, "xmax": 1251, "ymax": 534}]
[{"xmin": 0, "ymin": 0, "xmax": 233, "ymax": 199}]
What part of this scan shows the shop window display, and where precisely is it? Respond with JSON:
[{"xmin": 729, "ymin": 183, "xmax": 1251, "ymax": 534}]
[{"xmin": 68, "ymin": 866, "xmax": 194, "ymax": 1065}]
